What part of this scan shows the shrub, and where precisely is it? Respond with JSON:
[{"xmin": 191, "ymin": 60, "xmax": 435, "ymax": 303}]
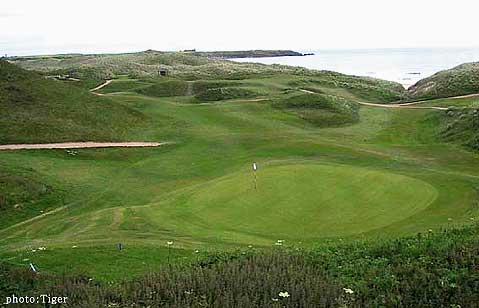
[
  {"xmin": 274, "ymin": 93, "xmax": 360, "ymax": 127},
  {"xmin": 135, "ymin": 80, "xmax": 189, "ymax": 97},
  {"xmin": 194, "ymin": 87, "xmax": 258, "ymax": 102}
]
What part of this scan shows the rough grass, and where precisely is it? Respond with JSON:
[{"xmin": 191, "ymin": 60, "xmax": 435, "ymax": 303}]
[
  {"xmin": 194, "ymin": 87, "xmax": 258, "ymax": 102},
  {"xmin": 289, "ymin": 74, "xmax": 408, "ymax": 103},
  {"xmin": 0, "ymin": 60, "xmax": 146, "ymax": 144},
  {"xmin": 409, "ymin": 62, "xmax": 479, "ymax": 100},
  {"xmin": 274, "ymin": 93, "xmax": 360, "ymax": 127},
  {"xmin": 0, "ymin": 171, "xmax": 63, "ymax": 228},
  {"xmin": 2, "ymin": 224, "xmax": 479, "ymax": 307},
  {"xmin": 8, "ymin": 51, "xmax": 407, "ymax": 102},
  {"xmin": 439, "ymin": 107, "xmax": 479, "ymax": 150},
  {"xmin": 135, "ymin": 79, "xmax": 189, "ymax": 97}
]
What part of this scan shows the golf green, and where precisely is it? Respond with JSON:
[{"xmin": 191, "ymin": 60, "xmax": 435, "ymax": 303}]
[{"xmin": 158, "ymin": 163, "xmax": 438, "ymax": 242}]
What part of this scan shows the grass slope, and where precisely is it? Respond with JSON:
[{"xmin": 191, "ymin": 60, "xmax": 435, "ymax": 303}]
[
  {"xmin": 0, "ymin": 60, "xmax": 145, "ymax": 144},
  {"xmin": 274, "ymin": 93, "xmax": 359, "ymax": 127},
  {"xmin": 409, "ymin": 62, "xmax": 479, "ymax": 100},
  {"xmin": 440, "ymin": 107, "xmax": 479, "ymax": 150}
]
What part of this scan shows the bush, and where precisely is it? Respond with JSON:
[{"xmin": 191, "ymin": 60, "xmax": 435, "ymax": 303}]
[
  {"xmin": 3, "ymin": 225, "xmax": 479, "ymax": 307},
  {"xmin": 194, "ymin": 87, "xmax": 258, "ymax": 102},
  {"xmin": 274, "ymin": 93, "xmax": 360, "ymax": 127},
  {"xmin": 135, "ymin": 80, "xmax": 189, "ymax": 97},
  {"xmin": 440, "ymin": 107, "xmax": 479, "ymax": 151}
]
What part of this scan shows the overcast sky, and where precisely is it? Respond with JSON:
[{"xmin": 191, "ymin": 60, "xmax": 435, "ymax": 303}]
[{"xmin": 1, "ymin": 0, "xmax": 479, "ymax": 56}]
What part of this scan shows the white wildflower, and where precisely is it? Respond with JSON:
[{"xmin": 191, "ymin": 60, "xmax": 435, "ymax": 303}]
[
  {"xmin": 343, "ymin": 288, "xmax": 354, "ymax": 294},
  {"xmin": 278, "ymin": 291, "xmax": 290, "ymax": 298}
]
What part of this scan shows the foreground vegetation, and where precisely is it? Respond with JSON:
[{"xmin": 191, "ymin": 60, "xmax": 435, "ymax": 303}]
[{"xmin": 2, "ymin": 224, "xmax": 479, "ymax": 307}]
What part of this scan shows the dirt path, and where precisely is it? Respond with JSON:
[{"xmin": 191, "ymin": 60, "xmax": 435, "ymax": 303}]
[
  {"xmin": 90, "ymin": 80, "xmax": 113, "ymax": 95},
  {"xmin": 299, "ymin": 89, "xmax": 472, "ymax": 110},
  {"xmin": 356, "ymin": 101, "xmax": 448, "ymax": 111},
  {"xmin": 0, "ymin": 142, "xmax": 168, "ymax": 150}
]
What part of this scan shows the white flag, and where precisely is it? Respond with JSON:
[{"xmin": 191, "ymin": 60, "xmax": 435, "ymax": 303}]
[
  {"xmin": 253, "ymin": 162, "xmax": 257, "ymax": 171},
  {"xmin": 29, "ymin": 263, "xmax": 37, "ymax": 273}
]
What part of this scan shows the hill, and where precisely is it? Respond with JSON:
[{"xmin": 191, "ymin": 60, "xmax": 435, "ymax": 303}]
[
  {"xmin": 274, "ymin": 93, "xmax": 359, "ymax": 127},
  {"xmin": 0, "ymin": 60, "xmax": 145, "ymax": 144},
  {"xmin": 8, "ymin": 51, "xmax": 407, "ymax": 102},
  {"xmin": 190, "ymin": 49, "xmax": 305, "ymax": 58},
  {"xmin": 440, "ymin": 107, "xmax": 479, "ymax": 150},
  {"xmin": 409, "ymin": 62, "xmax": 479, "ymax": 100}
]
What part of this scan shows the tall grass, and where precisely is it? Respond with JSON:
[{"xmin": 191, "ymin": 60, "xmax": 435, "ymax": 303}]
[{"xmin": 2, "ymin": 224, "xmax": 479, "ymax": 307}]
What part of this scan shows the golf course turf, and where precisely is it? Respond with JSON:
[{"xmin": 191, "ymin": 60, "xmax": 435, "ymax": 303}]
[{"xmin": 1, "ymin": 68, "xmax": 479, "ymax": 283}]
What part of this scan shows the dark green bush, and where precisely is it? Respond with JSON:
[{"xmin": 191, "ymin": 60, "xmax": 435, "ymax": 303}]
[
  {"xmin": 135, "ymin": 80, "xmax": 189, "ymax": 97},
  {"xmin": 194, "ymin": 87, "xmax": 258, "ymax": 101},
  {"xmin": 274, "ymin": 93, "xmax": 360, "ymax": 127}
]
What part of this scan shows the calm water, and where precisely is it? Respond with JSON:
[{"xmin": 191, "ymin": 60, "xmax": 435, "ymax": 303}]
[{"xmin": 233, "ymin": 48, "xmax": 479, "ymax": 88}]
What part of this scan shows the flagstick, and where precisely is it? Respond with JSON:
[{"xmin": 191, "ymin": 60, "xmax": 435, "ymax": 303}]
[{"xmin": 252, "ymin": 162, "xmax": 258, "ymax": 190}]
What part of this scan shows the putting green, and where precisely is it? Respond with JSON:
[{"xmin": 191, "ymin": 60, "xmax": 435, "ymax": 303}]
[{"xmin": 165, "ymin": 163, "xmax": 438, "ymax": 242}]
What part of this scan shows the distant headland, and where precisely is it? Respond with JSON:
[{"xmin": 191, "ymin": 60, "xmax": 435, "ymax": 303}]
[{"xmin": 180, "ymin": 49, "xmax": 313, "ymax": 59}]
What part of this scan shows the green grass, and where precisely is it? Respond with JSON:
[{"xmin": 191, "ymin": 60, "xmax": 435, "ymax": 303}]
[
  {"xmin": 194, "ymin": 87, "xmax": 259, "ymax": 101},
  {"xmin": 135, "ymin": 79, "xmax": 189, "ymax": 97},
  {"xmin": 159, "ymin": 163, "xmax": 437, "ymax": 241},
  {"xmin": 98, "ymin": 79, "xmax": 151, "ymax": 94},
  {"xmin": 2, "ymin": 225, "xmax": 479, "ymax": 307},
  {"xmin": 0, "ymin": 59, "xmax": 479, "ymax": 289},
  {"xmin": 439, "ymin": 107, "xmax": 479, "ymax": 150},
  {"xmin": 0, "ymin": 171, "xmax": 64, "ymax": 228},
  {"xmin": 409, "ymin": 62, "xmax": 479, "ymax": 100},
  {"xmin": 274, "ymin": 93, "xmax": 359, "ymax": 127},
  {"xmin": 0, "ymin": 60, "xmax": 145, "ymax": 144}
]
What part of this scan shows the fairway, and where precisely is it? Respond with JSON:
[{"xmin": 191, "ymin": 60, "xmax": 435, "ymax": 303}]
[
  {"xmin": 1, "ymin": 73, "xmax": 478, "ymax": 280},
  {"xmin": 170, "ymin": 164, "xmax": 437, "ymax": 240}
]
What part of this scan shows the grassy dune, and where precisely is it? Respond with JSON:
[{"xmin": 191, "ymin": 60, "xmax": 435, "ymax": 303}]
[
  {"xmin": 409, "ymin": 62, "xmax": 479, "ymax": 99},
  {"xmin": 0, "ymin": 60, "xmax": 145, "ymax": 144}
]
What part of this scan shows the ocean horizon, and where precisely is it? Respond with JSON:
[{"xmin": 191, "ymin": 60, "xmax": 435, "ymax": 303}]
[{"xmin": 233, "ymin": 47, "xmax": 479, "ymax": 88}]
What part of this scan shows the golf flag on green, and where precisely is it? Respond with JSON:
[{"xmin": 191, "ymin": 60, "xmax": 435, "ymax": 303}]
[{"xmin": 252, "ymin": 162, "xmax": 258, "ymax": 189}]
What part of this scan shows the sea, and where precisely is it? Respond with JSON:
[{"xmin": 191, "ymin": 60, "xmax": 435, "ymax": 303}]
[{"xmin": 232, "ymin": 48, "xmax": 479, "ymax": 88}]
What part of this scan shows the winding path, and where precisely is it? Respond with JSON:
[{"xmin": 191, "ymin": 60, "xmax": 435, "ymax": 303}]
[
  {"xmin": 300, "ymin": 89, "xmax": 479, "ymax": 110},
  {"xmin": 90, "ymin": 80, "xmax": 113, "ymax": 95}
]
